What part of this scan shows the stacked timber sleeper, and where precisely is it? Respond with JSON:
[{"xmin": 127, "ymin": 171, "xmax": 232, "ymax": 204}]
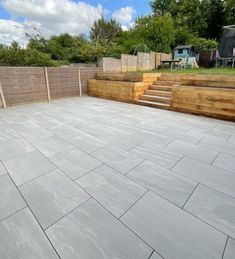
[{"xmin": 136, "ymin": 74, "xmax": 181, "ymax": 109}]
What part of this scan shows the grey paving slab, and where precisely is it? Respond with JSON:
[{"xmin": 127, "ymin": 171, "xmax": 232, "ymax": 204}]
[
  {"xmin": 19, "ymin": 169, "xmax": 90, "ymax": 229},
  {"xmin": 165, "ymin": 140, "xmax": 218, "ymax": 164},
  {"xmin": 121, "ymin": 192, "xmax": 226, "ymax": 259},
  {"xmin": 227, "ymin": 134, "xmax": 235, "ymax": 144},
  {"xmin": 149, "ymin": 252, "xmax": 163, "ymax": 259},
  {"xmin": 68, "ymin": 133, "xmax": 109, "ymax": 154},
  {"xmin": 213, "ymin": 153, "xmax": 235, "ymax": 174},
  {"xmin": 46, "ymin": 199, "xmax": 152, "ymax": 259},
  {"xmin": 127, "ymin": 160, "xmax": 197, "ymax": 207},
  {"xmin": 33, "ymin": 135, "xmax": 73, "ymax": 157},
  {"xmin": 50, "ymin": 148, "xmax": 102, "ymax": 180},
  {"xmin": 223, "ymin": 238, "xmax": 235, "ymax": 259},
  {"xmin": 199, "ymin": 137, "xmax": 235, "ymax": 156},
  {"xmin": 0, "ymin": 208, "xmax": 59, "ymax": 259},
  {"xmin": 77, "ymin": 165, "xmax": 146, "ymax": 217},
  {"xmin": 0, "ymin": 161, "xmax": 7, "ymax": 176},
  {"xmin": 0, "ymin": 174, "xmax": 26, "ymax": 220},
  {"xmin": 130, "ymin": 144, "xmax": 182, "ymax": 169},
  {"xmin": 80, "ymin": 123, "xmax": 115, "ymax": 137},
  {"xmin": 100, "ymin": 132, "xmax": 142, "ymax": 151},
  {"xmin": 172, "ymin": 157, "xmax": 235, "ymax": 198},
  {"xmin": 108, "ymin": 122, "xmax": 140, "ymax": 135},
  {"xmin": 49, "ymin": 125, "xmax": 84, "ymax": 140},
  {"xmin": 4, "ymin": 150, "xmax": 56, "ymax": 186},
  {"xmin": 187, "ymin": 127, "xmax": 231, "ymax": 141},
  {"xmin": 184, "ymin": 184, "xmax": 235, "ymax": 238},
  {"xmin": 215, "ymin": 124, "xmax": 235, "ymax": 135},
  {"xmin": 92, "ymin": 145, "xmax": 144, "ymax": 174},
  {"xmin": 0, "ymin": 138, "xmax": 35, "ymax": 161}
]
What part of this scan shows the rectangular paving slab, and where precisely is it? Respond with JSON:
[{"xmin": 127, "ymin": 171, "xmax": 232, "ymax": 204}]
[
  {"xmin": 46, "ymin": 199, "xmax": 152, "ymax": 259},
  {"xmin": 213, "ymin": 153, "xmax": 235, "ymax": 174},
  {"xmin": 121, "ymin": 192, "xmax": 227, "ymax": 259},
  {"xmin": 184, "ymin": 184, "xmax": 235, "ymax": 238},
  {"xmin": 19, "ymin": 169, "xmax": 90, "ymax": 229},
  {"xmin": 77, "ymin": 165, "xmax": 146, "ymax": 217},
  {"xmin": 223, "ymin": 238, "xmax": 235, "ymax": 259},
  {"xmin": 127, "ymin": 160, "xmax": 197, "ymax": 207},
  {"xmin": 0, "ymin": 208, "xmax": 58, "ymax": 259},
  {"xmin": 172, "ymin": 157, "xmax": 235, "ymax": 198},
  {"xmin": 0, "ymin": 161, "xmax": 6, "ymax": 176}
]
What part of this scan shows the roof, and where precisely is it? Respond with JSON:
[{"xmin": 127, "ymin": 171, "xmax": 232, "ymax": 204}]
[{"xmin": 174, "ymin": 45, "xmax": 194, "ymax": 50}]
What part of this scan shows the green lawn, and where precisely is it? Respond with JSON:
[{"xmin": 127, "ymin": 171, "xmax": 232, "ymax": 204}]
[{"xmin": 153, "ymin": 67, "xmax": 235, "ymax": 75}]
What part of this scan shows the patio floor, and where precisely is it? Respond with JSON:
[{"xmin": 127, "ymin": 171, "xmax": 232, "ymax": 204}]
[{"xmin": 0, "ymin": 96, "xmax": 235, "ymax": 259}]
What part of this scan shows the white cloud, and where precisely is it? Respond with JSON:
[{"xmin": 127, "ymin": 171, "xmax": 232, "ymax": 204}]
[
  {"xmin": 0, "ymin": 0, "xmax": 105, "ymax": 45},
  {"xmin": 112, "ymin": 6, "xmax": 135, "ymax": 25}
]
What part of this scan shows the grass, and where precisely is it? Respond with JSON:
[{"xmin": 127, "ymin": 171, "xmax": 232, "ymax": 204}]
[{"xmin": 152, "ymin": 67, "xmax": 235, "ymax": 75}]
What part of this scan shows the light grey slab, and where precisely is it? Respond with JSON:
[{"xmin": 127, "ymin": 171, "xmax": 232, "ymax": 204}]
[
  {"xmin": 184, "ymin": 184, "xmax": 235, "ymax": 238},
  {"xmin": 227, "ymin": 134, "xmax": 235, "ymax": 144},
  {"xmin": 68, "ymin": 133, "xmax": 109, "ymax": 154},
  {"xmin": 130, "ymin": 145, "xmax": 182, "ymax": 169},
  {"xmin": 0, "ymin": 174, "xmax": 26, "ymax": 220},
  {"xmin": 46, "ymin": 199, "xmax": 152, "ymax": 259},
  {"xmin": 150, "ymin": 252, "xmax": 163, "ymax": 259},
  {"xmin": 121, "ymin": 192, "xmax": 226, "ymax": 259},
  {"xmin": 50, "ymin": 148, "xmax": 102, "ymax": 180},
  {"xmin": 199, "ymin": 137, "xmax": 235, "ymax": 156},
  {"xmin": 19, "ymin": 169, "xmax": 90, "ymax": 229},
  {"xmin": 224, "ymin": 238, "xmax": 235, "ymax": 259},
  {"xmin": 0, "ymin": 161, "xmax": 7, "ymax": 176},
  {"xmin": 38, "ymin": 119, "xmax": 64, "ymax": 130},
  {"xmin": 49, "ymin": 125, "xmax": 84, "ymax": 140},
  {"xmin": 77, "ymin": 165, "xmax": 146, "ymax": 217},
  {"xmin": 4, "ymin": 150, "xmax": 56, "ymax": 186},
  {"xmin": 100, "ymin": 132, "xmax": 142, "ymax": 151},
  {"xmin": 213, "ymin": 153, "xmax": 235, "ymax": 174},
  {"xmin": 127, "ymin": 160, "xmax": 197, "ymax": 207},
  {"xmin": 16, "ymin": 126, "xmax": 53, "ymax": 143},
  {"xmin": 33, "ymin": 135, "xmax": 73, "ymax": 157},
  {"xmin": 80, "ymin": 123, "xmax": 114, "ymax": 137},
  {"xmin": 165, "ymin": 140, "xmax": 218, "ymax": 164},
  {"xmin": 92, "ymin": 145, "xmax": 144, "ymax": 174},
  {"xmin": 187, "ymin": 127, "xmax": 231, "ymax": 141},
  {"xmin": 0, "ymin": 208, "xmax": 58, "ymax": 259},
  {"xmin": 108, "ymin": 122, "xmax": 140, "ymax": 135},
  {"xmin": 215, "ymin": 124, "xmax": 235, "ymax": 135},
  {"xmin": 0, "ymin": 138, "xmax": 35, "ymax": 161},
  {"xmin": 131, "ymin": 130, "xmax": 171, "ymax": 146},
  {"xmin": 172, "ymin": 157, "xmax": 235, "ymax": 198}
]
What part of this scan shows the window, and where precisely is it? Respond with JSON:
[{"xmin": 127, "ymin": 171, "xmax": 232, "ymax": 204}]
[{"xmin": 178, "ymin": 49, "xmax": 183, "ymax": 54}]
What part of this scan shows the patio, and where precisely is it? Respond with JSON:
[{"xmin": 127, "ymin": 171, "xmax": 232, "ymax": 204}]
[{"xmin": 0, "ymin": 96, "xmax": 235, "ymax": 259}]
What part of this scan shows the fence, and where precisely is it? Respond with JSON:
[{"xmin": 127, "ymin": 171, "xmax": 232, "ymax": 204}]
[
  {"xmin": 102, "ymin": 52, "xmax": 172, "ymax": 72},
  {"xmin": 0, "ymin": 66, "xmax": 101, "ymax": 108}
]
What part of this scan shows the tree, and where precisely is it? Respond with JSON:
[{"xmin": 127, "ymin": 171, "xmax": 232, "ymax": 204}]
[
  {"xmin": 90, "ymin": 17, "xmax": 122, "ymax": 44},
  {"xmin": 149, "ymin": 0, "xmax": 173, "ymax": 16}
]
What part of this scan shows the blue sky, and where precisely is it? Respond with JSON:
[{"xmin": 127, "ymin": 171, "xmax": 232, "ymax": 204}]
[{"xmin": 0, "ymin": 0, "xmax": 151, "ymax": 45}]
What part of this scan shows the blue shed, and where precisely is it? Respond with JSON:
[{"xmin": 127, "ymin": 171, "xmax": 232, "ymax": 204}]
[{"xmin": 173, "ymin": 45, "xmax": 197, "ymax": 60}]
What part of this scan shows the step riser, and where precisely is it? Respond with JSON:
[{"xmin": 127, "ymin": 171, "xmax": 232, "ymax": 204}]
[
  {"xmin": 154, "ymin": 81, "xmax": 179, "ymax": 86},
  {"xmin": 150, "ymin": 86, "xmax": 172, "ymax": 91},
  {"xmin": 135, "ymin": 101, "xmax": 170, "ymax": 110},
  {"xmin": 158, "ymin": 76, "xmax": 181, "ymax": 81},
  {"xmin": 139, "ymin": 95, "xmax": 171, "ymax": 104},
  {"xmin": 145, "ymin": 90, "xmax": 171, "ymax": 98}
]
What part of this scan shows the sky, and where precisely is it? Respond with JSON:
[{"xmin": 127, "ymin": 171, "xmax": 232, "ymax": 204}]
[{"xmin": 0, "ymin": 0, "xmax": 151, "ymax": 46}]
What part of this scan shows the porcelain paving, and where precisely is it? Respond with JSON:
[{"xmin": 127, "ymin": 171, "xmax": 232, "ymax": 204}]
[
  {"xmin": 19, "ymin": 169, "xmax": 90, "ymax": 229},
  {"xmin": 184, "ymin": 184, "xmax": 235, "ymax": 238},
  {"xmin": 77, "ymin": 165, "xmax": 146, "ymax": 217},
  {"xmin": 92, "ymin": 145, "xmax": 144, "ymax": 174},
  {"xmin": 127, "ymin": 160, "xmax": 197, "ymax": 207},
  {"xmin": 213, "ymin": 153, "xmax": 235, "ymax": 174},
  {"xmin": 0, "ymin": 208, "xmax": 59, "ymax": 259},
  {"xmin": 121, "ymin": 192, "xmax": 227, "ymax": 259},
  {"xmin": 46, "ymin": 199, "xmax": 152, "ymax": 259},
  {"xmin": 0, "ymin": 161, "xmax": 6, "ymax": 176},
  {"xmin": 223, "ymin": 238, "xmax": 235, "ymax": 259},
  {"xmin": 149, "ymin": 252, "xmax": 163, "ymax": 259},
  {"xmin": 4, "ymin": 150, "xmax": 56, "ymax": 186},
  {"xmin": 172, "ymin": 157, "xmax": 235, "ymax": 198},
  {"xmin": 50, "ymin": 148, "xmax": 102, "ymax": 180},
  {"xmin": 0, "ymin": 174, "xmax": 26, "ymax": 220}
]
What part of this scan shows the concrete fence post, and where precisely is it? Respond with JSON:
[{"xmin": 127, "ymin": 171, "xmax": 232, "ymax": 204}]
[
  {"xmin": 0, "ymin": 80, "xmax": 6, "ymax": 109},
  {"xmin": 77, "ymin": 68, "xmax": 82, "ymax": 97},
  {"xmin": 44, "ymin": 67, "xmax": 51, "ymax": 102}
]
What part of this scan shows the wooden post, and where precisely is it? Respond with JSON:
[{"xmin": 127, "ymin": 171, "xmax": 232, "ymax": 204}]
[
  {"xmin": 44, "ymin": 67, "xmax": 51, "ymax": 102},
  {"xmin": 77, "ymin": 68, "xmax": 82, "ymax": 97},
  {"xmin": 0, "ymin": 80, "xmax": 6, "ymax": 109}
]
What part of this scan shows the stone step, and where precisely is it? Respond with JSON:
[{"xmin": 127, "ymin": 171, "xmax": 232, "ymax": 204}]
[
  {"xmin": 153, "ymin": 80, "xmax": 179, "ymax": 86},
  {"xmin": 145, "ymin": 90, "xmax": 171, "ymax": 98},
  {"xmin": 149, "ymin": 85, "xmax": 172, "ymax": 91},
  {"xmin": 135, "ymin": 100, "xmax": 171, "ymax": 109},
  {"xmin": 139, "ymin": 95, "xmax": 171, "ymax": 104}
]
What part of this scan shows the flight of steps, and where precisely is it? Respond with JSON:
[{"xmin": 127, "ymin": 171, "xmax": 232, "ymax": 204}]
[{"xmin": 136, "ymin": 74, "xmax": 181, "ymax": 109}]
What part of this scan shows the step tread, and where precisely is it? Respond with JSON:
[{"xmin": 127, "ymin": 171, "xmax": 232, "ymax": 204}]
[
  {"xmin": 145, "ymin": 90, "xmax": 171, "ymax": 94},
  {"xmin": 136, "ymin": 100, "xmax": 170, "ymax": 107},
  {"xmin": 141, "ymin": 95, "xmax": 170, "ymax": 100}
]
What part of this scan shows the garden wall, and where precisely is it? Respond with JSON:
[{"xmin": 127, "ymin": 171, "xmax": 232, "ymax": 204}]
[{"xmin": 0, "ymin": 66, "xmax": 101, "ymax": 107}]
